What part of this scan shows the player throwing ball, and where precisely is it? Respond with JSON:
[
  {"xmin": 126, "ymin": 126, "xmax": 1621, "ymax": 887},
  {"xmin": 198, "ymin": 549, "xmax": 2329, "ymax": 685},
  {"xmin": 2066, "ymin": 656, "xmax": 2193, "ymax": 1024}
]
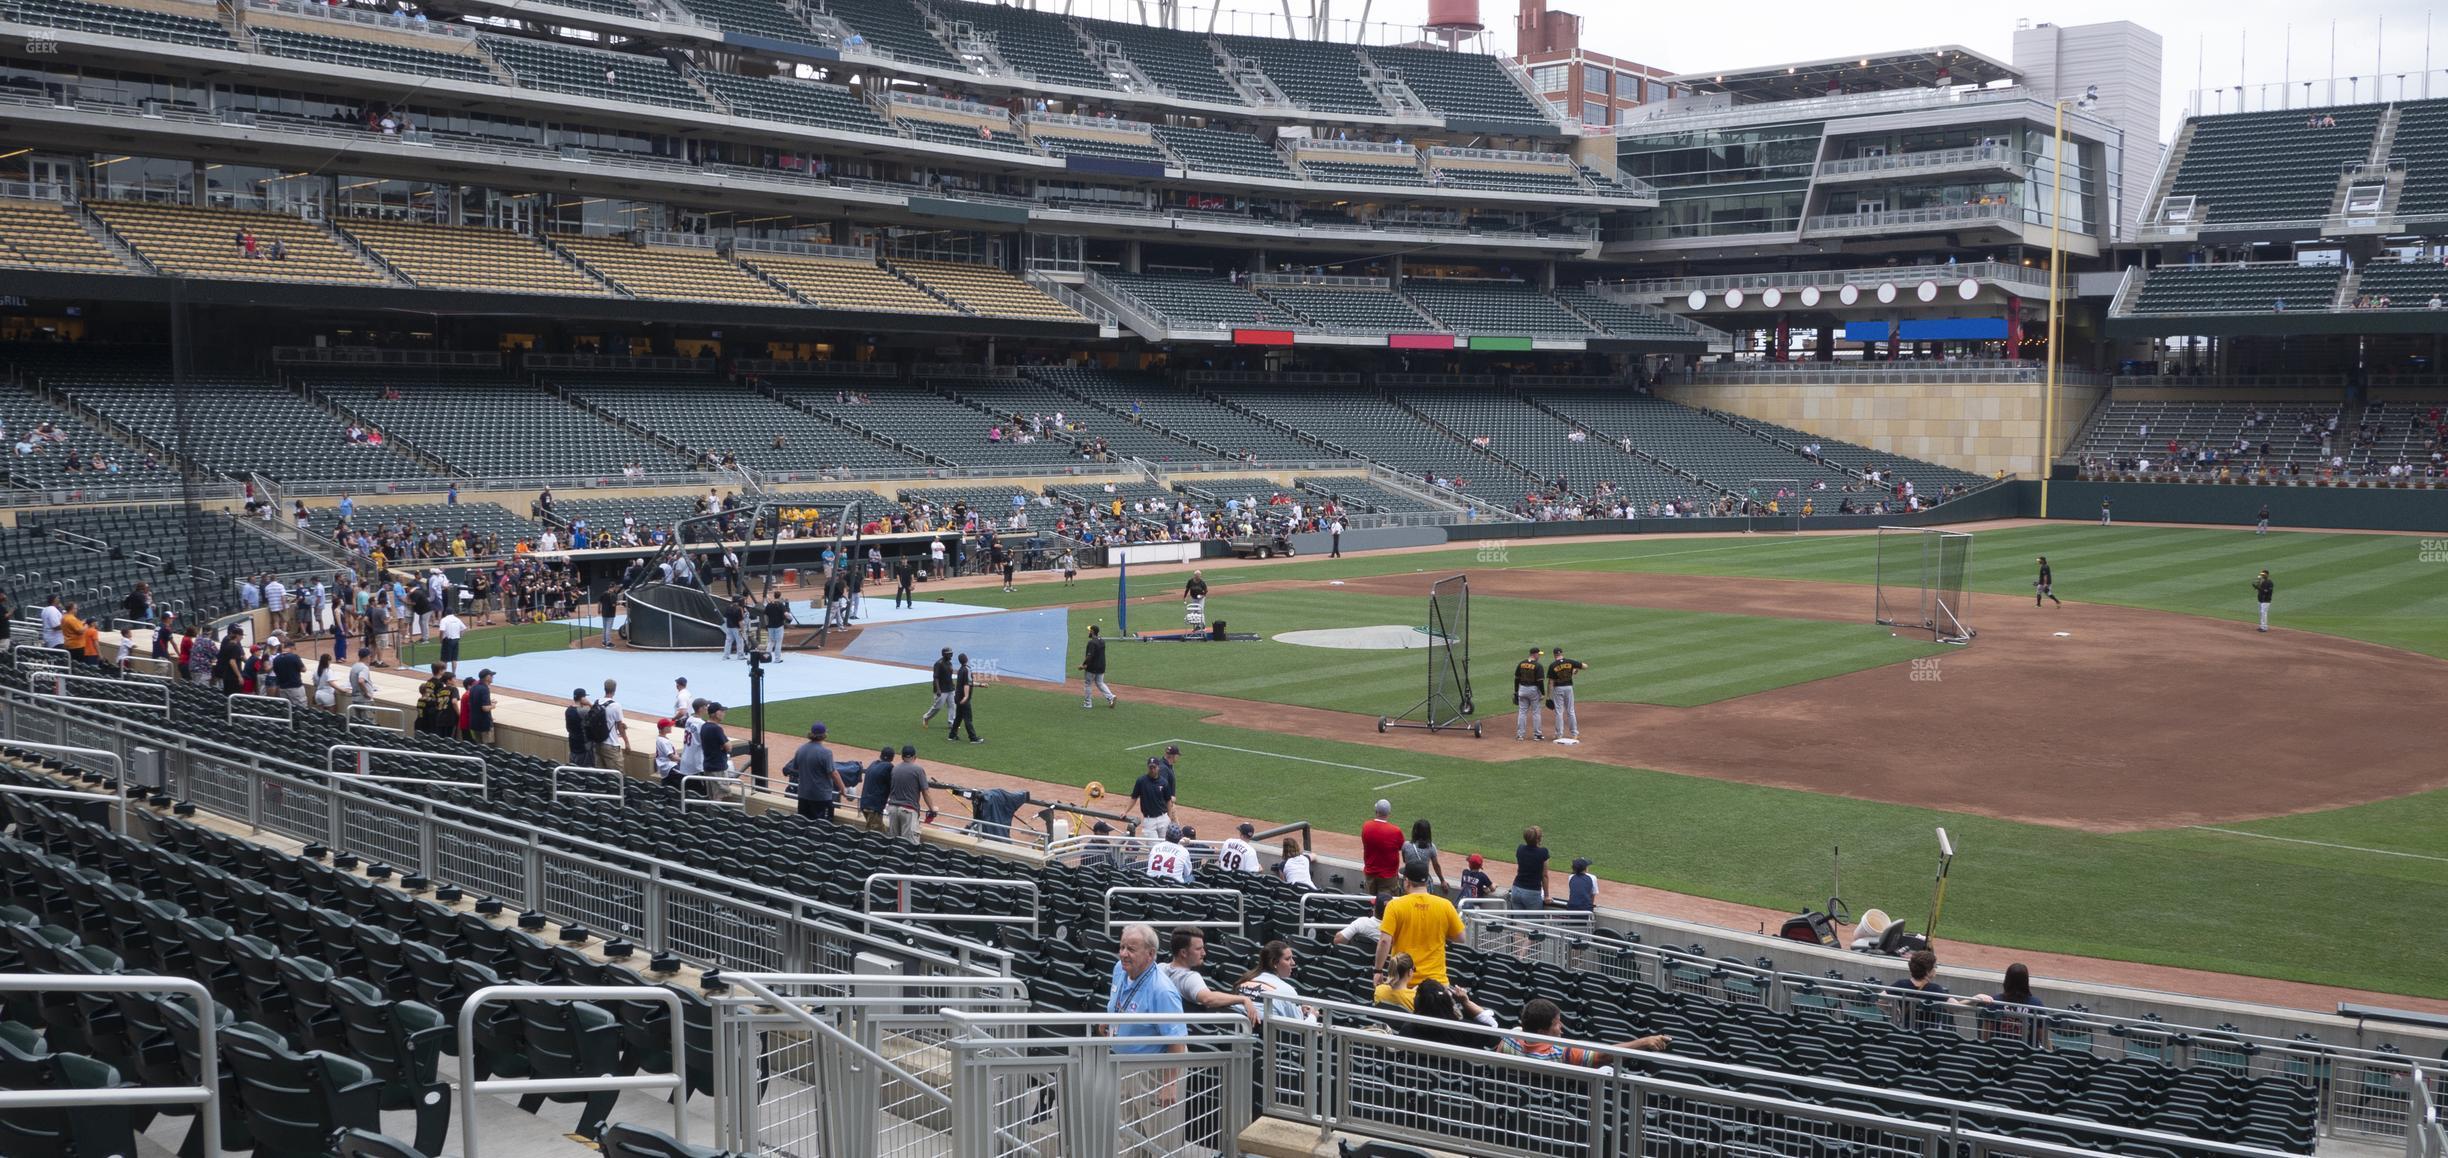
[
  {"xmin": 2035, "ymin": 556, "xmax": 2061, "ymax": 607},
  {"xmin": 1513, "ymin": 647, "xmax": 1547, "ymax": 741}
]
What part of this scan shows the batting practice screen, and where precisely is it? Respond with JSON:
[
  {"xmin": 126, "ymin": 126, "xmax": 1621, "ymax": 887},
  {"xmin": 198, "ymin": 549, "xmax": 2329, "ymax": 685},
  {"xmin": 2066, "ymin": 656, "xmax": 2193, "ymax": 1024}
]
[
  {"xmin": 1380, "ymin": 573, "xmax": 1477, "ymax": 735},
  {"xmin": 1874, "ymin": 527, "xmax": 1975, "ymax": 645}
]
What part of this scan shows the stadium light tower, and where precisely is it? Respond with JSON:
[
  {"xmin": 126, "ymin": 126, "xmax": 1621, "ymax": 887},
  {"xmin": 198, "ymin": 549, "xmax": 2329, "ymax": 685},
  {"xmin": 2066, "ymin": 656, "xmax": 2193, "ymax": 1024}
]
[{"xmin": 2040, "ymin": 84, "xmax": 2097, "ymax": 518}]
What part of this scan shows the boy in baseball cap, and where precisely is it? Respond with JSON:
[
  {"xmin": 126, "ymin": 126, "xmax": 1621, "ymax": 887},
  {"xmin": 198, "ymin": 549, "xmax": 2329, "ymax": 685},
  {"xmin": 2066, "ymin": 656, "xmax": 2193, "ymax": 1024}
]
[
  {"xmin": 1458, "ymin": 852, "xmax": 1495, "ymax": 901},
  {"xmin": 1566, "ymin": 856, "xmax": 1597, "ymax": 912}
]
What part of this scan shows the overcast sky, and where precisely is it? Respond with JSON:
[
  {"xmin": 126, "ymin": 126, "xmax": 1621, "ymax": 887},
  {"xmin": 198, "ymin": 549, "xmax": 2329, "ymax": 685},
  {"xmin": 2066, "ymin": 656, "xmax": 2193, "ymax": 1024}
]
[{"xmin": 1030, "ymin": 0, "xmax": 2443, "ymax": 143}]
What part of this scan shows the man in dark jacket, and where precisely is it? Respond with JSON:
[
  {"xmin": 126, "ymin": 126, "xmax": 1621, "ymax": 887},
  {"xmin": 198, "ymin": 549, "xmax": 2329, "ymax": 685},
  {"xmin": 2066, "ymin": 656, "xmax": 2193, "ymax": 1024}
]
[
  {"xmin": 1080, "ymin": 624, "xmax": 1116, "ymax": 709},
  {"xmin": 856, "ymin": 744, "xmax": 897, "ymax": 830},
  {"xmin": 563, "ymin": 688, "xmax": 593, "ymax": 764},
  {"xmin": 762, "ymin": 592, "xmax": 792, "ymax": 661},
  {"xmin": 784, "ymin": 722, "xmax": 843, "ymax": 820}
]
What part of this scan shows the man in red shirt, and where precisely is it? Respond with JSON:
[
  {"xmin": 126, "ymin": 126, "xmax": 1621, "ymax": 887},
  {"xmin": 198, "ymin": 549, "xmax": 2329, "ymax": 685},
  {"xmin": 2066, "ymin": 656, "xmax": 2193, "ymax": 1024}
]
[{"xmin": 1361, "ymin": 799, "xmax": 1404, "ymax": 897}]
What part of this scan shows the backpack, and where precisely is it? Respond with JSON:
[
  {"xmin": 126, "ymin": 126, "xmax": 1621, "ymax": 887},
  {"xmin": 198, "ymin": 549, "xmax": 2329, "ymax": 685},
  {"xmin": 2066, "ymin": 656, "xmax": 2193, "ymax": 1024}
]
[{"xmin": 584, "ymin": 703, "xmax": 611, "ymax": 743}]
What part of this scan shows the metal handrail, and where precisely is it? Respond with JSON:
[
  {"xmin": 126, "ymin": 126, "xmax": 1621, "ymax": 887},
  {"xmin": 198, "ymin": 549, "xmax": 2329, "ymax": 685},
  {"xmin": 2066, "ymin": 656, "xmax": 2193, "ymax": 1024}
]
[
  {"xmin": 226, "ymin": 692, "xmax": 294, "ymax": 726},
  {"xmin": 324, "ymin": 743, "xmax": 488, "ymax": 795},
  {"xmin": 548, "ymin": 764, "xmax": 625, "ymax": 802},
  {"xmin": 1100, "ymin": 886, "xmax": 1246, "ymax": 930},
  {"xmin": 0, "ymin": 975, "xmax": 223, "ymax": 1156},
  {"xmin": 861, "ymin": 872, "xmax": 1041, "ymax": 926},
  {"xmin": 345, "ymin": 702, "xmax": 406, "ymax": 733},
  {"xmin": 26, "ymin": 670, "xmax": 173, "ymax": 719},
  {"xmin": 456, "ymin": 985, "xmax": 685, "ymax": 1158},
  {"xmin": 1294, "ymin": 891, "xmax": 1378, "ymax": 934},
  {"xmin": 678, "ymin": 773, "xmax": 747, "ymax": 808}
]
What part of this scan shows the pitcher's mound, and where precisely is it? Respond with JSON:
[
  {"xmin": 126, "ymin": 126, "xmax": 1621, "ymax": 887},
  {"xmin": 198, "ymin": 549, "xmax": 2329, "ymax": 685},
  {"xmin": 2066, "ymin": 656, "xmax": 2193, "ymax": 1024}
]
[{"xmin": 1276, "ymin": 625, "xmax": 1452, "ymax": 650}]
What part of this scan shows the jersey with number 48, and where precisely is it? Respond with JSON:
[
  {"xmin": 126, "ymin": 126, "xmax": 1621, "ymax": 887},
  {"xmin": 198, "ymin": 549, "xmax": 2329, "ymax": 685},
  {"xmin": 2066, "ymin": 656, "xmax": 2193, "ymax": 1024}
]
[{"xmin": 1145, "ymin": 840, "xmax": 1193, "ymax": 883}]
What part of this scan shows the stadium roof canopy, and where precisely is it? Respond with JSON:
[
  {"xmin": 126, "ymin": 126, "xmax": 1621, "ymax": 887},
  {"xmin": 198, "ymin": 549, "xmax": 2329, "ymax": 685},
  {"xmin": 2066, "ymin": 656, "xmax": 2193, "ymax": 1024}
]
[{"xmin": 1665, "ymin": 46, "xmax": 2018, "ymax": 102}]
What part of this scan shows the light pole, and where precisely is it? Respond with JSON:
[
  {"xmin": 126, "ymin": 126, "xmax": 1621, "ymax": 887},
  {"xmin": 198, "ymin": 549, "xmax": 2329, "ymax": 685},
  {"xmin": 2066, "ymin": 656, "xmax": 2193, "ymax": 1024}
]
[{"xmin": 2041, "ymin": 85, "xmax": 2098, "ymax": 518}]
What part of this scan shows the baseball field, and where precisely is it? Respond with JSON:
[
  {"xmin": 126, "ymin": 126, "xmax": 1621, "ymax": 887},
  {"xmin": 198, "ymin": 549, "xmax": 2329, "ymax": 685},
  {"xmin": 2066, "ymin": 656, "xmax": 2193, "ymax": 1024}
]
[{"xmin": 751, "ymin": 521, "xmax": 2448, "ymax": 1000}]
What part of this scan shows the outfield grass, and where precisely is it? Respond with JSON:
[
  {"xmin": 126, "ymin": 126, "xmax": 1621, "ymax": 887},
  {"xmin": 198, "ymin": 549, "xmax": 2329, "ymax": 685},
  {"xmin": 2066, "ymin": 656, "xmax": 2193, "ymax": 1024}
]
[
  {"xmin": 762, "ymin": 679, "xmax": 2448, "ymax": 999},
  {"xmin": 949, "ymin": 524, "xmax": 2448, "ymax": 659},
  {"xmin": 740, "ymin": 523, "xmax": 2448, "ymax": 996},
  {"xmin": 399, "ymin": 621, "xmax": 592, "ymax": 667},
  {"xmin": 1072, "ymin": 589, "xmax": 1943, "ymax": 711}
]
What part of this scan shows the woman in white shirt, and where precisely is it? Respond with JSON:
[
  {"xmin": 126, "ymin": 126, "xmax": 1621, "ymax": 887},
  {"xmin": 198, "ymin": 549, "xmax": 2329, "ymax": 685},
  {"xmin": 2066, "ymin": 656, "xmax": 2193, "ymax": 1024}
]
[
  {"xmin": 313, "ymin": 654, "xmax": 342, "ymax": 711},
  {"xmin": 1277, "ymin": 837, "xmax": 1314, "ymax": 888},
  {"xmin": 1235, "ymin": 940, "xmax": 1314, "ymax": 1023}
]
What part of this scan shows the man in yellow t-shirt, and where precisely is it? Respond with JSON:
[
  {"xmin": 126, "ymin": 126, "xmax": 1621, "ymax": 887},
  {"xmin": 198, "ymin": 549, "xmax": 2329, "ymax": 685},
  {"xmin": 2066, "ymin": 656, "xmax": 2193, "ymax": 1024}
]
[{"xmin": 1374, "ymin": 862, "xmax": 1465, "ymax": 986}]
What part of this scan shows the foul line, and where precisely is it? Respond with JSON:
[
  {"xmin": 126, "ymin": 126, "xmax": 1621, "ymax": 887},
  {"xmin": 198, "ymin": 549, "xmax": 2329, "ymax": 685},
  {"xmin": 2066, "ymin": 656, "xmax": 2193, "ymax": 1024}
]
[
  {"xmin": 1125, "ymin": 738, "xmax": 1425, "ymax": 791},
  {"xmin": 2184, "ymin": 826, "xmax": 2448, "ymax": 863}
]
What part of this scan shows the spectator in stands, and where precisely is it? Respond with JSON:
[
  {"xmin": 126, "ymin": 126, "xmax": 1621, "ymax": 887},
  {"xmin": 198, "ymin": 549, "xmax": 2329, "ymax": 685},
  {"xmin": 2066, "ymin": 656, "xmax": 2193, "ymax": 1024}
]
[
  {"xmin": 1334, "ymin": 895, "xmax": 1387, "ymax": 947},
  {"xmin": 1885, "ymin": 949, "xmax": 1950, "ymax": 1028},
  {"xmin": 1236, "ymin": 940, "xmax": 1314, "ymax": 1023},
  {"xmin": 1361, "ymin": 799, "xmax": 1404, "ymax": 897},
  {"xmin": 854, "ymin": 744, "xmax": 895, "ymax": 829},
  {"xmin": 1509, "ymin": 825, "xmax": 1551, "ymax": 911},
  {"xmin": 885, "ymin": 744, "xmax": 933, "ymax": 842},
  {"xmin": 563, "ymin": 687, "xmax": 595, "ymax": 763},
  {"xmin": 1105, "ymin": 923, "xmax": 1187, "ymax": 1149},
  {"xmin": 1458, "ymin": 853, "xmax": 1494, "ymax": 901},
  {"xmin": 1504, "ymin": 999, "xmax": 1670, "ymax": 1062},
  {"xmin": 784, "ymin": 722, "xmax": 843, "ymax": 820},
  {"xmin": 1376, "ymin": 861, "xmax": 1464, "ymax": 987},
  {"xmin": 1400, "ymin": 818, "xmax": 1448, "ymax": 894},
  {"xmin": 1565, "ymin": 856, "xmax": 1597, "ymax": 912},
  {"xmin": 1145, "ymin": 824, "xmax": 1193, "ymax": 883},
  {"xmin": 1277, "ymin": 837, "xmax": 1315, "ymax": 887},
  {"xmin": 1374, "ymin": 952, "xmax": 1419, "ymax": 1010},
  {"xmin": 270, "ymin": 640, "xmax": 307, "ymax": 712},
  {"xmin": 1402, "ymin": 979, "xmax": 1499, "ymax": 1049},
  {"xmin": 1214, "ymin": 822, "xmax": 1260, "ymax": 873},
  {"xmin": 1164, "ymin": 926, "xmax": 1259, "ymax": 1022}
]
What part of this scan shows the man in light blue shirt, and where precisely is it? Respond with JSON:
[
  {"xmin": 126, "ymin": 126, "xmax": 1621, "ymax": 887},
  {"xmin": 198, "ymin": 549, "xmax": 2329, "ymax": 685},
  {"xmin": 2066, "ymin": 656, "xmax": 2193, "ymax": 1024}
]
[{"xmin": 1106, "ymin": 922, "xmax": 1185, "ymax": 1154}]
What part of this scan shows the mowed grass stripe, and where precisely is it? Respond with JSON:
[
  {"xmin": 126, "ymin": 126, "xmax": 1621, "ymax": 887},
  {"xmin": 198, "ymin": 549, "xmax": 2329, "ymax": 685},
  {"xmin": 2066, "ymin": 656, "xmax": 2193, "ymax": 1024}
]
[{"xmin": 758, "ymin": 678, "xmax": 2448, "ymax": 998}]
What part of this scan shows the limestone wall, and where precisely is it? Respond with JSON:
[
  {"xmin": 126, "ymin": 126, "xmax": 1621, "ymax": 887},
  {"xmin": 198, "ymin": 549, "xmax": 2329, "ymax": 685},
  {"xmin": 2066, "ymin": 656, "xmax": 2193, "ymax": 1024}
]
[{"xmin": 1656, "ymin": 380, "xmax": 2107, "ymax": 478}]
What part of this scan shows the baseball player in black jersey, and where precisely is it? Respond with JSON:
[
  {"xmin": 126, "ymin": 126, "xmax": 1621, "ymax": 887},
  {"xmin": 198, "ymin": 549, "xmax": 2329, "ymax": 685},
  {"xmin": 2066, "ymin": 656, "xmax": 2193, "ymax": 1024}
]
[
  {"xmin": 893, "ymin": 558, "xmax": 916, "ymax": 609},
  {"xmin": 2035, "ymin": 556, "xmax": 2061, "ymax": 607},
  {"xmin": 1546, "ymin": 647, "xmax": 1588, "ymax": 739},
  {"xmin": 2256, "ymin": 504, "xmax": 2271, "ymax": 535},
  {"xmin": 1513, "ymin": 647, "xmax": 1547, "ymax": 741},
  {"xmin": 920, "ymin": 647, "xmax": 955, "ymax": 724},
  {"xmin": 2253, "ymin": 570, "xmax": 2274, "ymax": 632},
  {"xmin": 1183, "ymin": 571, "xmax": 1208, "ymax": 602}
]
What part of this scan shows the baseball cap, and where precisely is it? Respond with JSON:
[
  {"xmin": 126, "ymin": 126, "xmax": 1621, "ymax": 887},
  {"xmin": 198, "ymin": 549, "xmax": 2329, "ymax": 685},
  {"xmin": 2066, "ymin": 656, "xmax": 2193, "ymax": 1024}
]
[
  {"xmin": 1236, "ymin": 822, "xmax": 1255, "ymax": 837},
  {"xmin": 1467, "ymin": 853, "xmax": 1484, "ymax": 868},
  {"xmin": 1571, "ymin": 857, "xmax": 1592, "ymax": 873},
  {"xmin": 478, "ymin": 668, "xmax": 495, "ymax": 679},
  {"xmin": 1164, "ymin": 744, "xmax": 1181, "ymax": 756},
  {"xmin": 573, "ymin": 687, "xmax": 589, "ymax": 699},
  {"xmin": 900, "ymin": 744, "xmax": 916, "ymax": 757},
  {"xmin": 656, "ymin": 718, "xmax": 673, "ymax": 729},
  {"xmin": 808, "ymin": 723, "xmax": 827, "ymax": 737},
  {"xmin": 1178, "ymin": 825, "xmax": 1196, "ymax": 841},
  {"xmin": 1164, "ymin": 824, "xmax": 1185, "ymax": 842},
  {"xmin": 1091, "ymin": 821, "xmax": 1113, "ymax": 835},
  {"xmin": 1402, "ymin": 861, "xmax": 1429, "ymax": 883}
]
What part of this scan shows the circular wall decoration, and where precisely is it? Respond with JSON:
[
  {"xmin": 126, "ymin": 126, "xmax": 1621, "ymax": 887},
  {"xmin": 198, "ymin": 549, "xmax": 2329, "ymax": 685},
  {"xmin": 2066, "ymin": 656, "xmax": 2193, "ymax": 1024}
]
[
  {"xmin": 1800, "ymin": 286, "xmax": 1821, "ymax": 307},
  {"xmin": 1688, "ymin": 289, "xmax": 1708, "ymax": 310},
  {"xmin": 1724, "ymin": 289, "xmax": 1745, "ymax": 308},
  {"xmin": 1838, "ymin": 284, "xmax": 1859, "ymax": 305},
  {"xmin": 1958, "ymin": 278, "xmax": 1981, "ymax": 300},
  {"xmin": 1762, "ymin": 288, "xmax": 1783, "ymax": 309},
  {"xmin": 1876, "ymin": 283, "xmax": 1898, "ymax": 304},
  {"xmin": 1917, "ymin": 280, "xmax": 1939, "ymax": 302}
]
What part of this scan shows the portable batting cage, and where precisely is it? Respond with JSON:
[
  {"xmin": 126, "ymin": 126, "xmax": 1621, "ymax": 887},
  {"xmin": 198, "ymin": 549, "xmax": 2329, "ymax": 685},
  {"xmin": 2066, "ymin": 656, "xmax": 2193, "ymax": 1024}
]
[
  {"xmin": 1379, "ymin": 573, "xmax": 1479, "ymax": 737},
  {"xmin": 1874, "ymin": 527, "xmax": 1975, "ymax": 645}
]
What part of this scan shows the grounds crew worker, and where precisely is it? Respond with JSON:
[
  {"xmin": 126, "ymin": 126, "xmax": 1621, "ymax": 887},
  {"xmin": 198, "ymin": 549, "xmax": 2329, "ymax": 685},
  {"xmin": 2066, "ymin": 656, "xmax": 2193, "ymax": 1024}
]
[
  {"xmin": 1513, "ymin": 647, "xmax": 1547, "ymax": 742},
  {"xmin": 1546, "ymin": 646, "xmax": 1587, "ymax": 741}
]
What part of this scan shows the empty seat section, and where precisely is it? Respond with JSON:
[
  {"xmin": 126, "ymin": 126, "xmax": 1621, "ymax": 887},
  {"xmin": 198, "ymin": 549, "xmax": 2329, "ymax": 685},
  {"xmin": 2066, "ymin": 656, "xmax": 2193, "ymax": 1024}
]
[
  {"xmin": 695, "ymin": 72, "xmax": 895, "ymax": 134},
  {"xmin": 1404, "ymin": 389, "xmax": 1698, "ymax": 506},
  {"xmin": 1099, "ymin": 272, "xmax": 1302, "ymax": 330},
  {"xmin": 551, "ymin": 235, "xmax": 795, "ymax": 304},
  {"xmin": 1404, "ymin": 281, "xmax": 1595, "ymax": 337},
  {"xmin": 825, "ymin": 0, "xmax": 963, "ymax": 69},
  {"xmin": 1299, "ymin": 157, "xmax": 1429, "ymax": 186},
  {"xmin": 1032, "ymin": 127, "xmax": 1169, "ymax": 165},
  {"xmin": 478, "ymin": 34, "xmax": 712, "ymax": 110},
  {"xmin": 1704, "ymin": 410, "xmax": 1987, "ymax": 493},
  {"xmin": 54, "ymin": 376, "xmax": 431, "ymax": 483},
  {"xmin": 1366, "ymin": 44, "xmax": 1553, "ymax": 130},
  {"xmin": 1552, "ymin": 287, "xmax": 1701, "ymax": 340},
  {"xmin": 249, "ymin": 25, "xmax": 495, "ymax": 83},
  {"xmin": 325, "ymin": 500, "xmax": 540, "ymax": 546},
  {"xmin": 739, "ymin": 253, "xmax": 957, "ymax": 316},
  {"xmin": 5, "ymin": 505, "xmax": 329, "ymax": 613},
  {"xmin": 564, "ymin": 377, "xmax": 917, "ymax": 472},
  {"xmin": 1430, "ymin": 158, "xmax": 1585, "ymax": 195},
  {"xmin": 1075, "ymin": 16, "xmax": 1240, "ymax": 104},
  {"xmin": 1220, "ymin": 36, "xmax": 1378, "ymax": 114},
  {"xmin": 0, "ymin": 383, "xmax": 171, "ymax": 491},
  {"xmin": 1527, "ymin": 391, "xmax": 1845, "ymax": 500},
  {"xmin": 667, "ymin": 0, "xmax": 818, "ymax": 46},
  {"xmin": 1035, "ymin": 367, "xmax": 1323, "ymax": 460},
  {"xmin": 937, "ymin": 377, "xmax": 1203, "ymax": 462},
  {"xmin": 1293, "ymin": 475, "xmax": 1448, "ymax": 515},
  {"xmin": 89, "ymin": 201, "xmax": 389, "ymax": 285},
  {"xmin": 307, "ymin": 374, "xmax": 688, "ymax": 476},
  {"xmin": 2392, "ymin": 99, "xmax": 2448, "ymax": 221},
  {"xmin": 338, "ymin": 219, "xmax": 608, "ymax": 296},
  {"xmin": 3, "ymin": 0, "xmax": 237, "ymax": 47},
  {"xmin": 889, "ymin": 259, "xmax": 1081, "ymax": 320},
  {"xmin": 944, "ymin": 1, "xmax": 1109, "ymax": 89},
  {"xmin": 897, "ymin": 110, "xmax": 1037, "ymax": 153},
  {"xmin": 2127, "ymin": 266, "xmax": 2342, "ymax": 314},
  {"xmin": 2352, "ymin": 261, "xmax": 2448, "ymax": 307},
  {"xmin": 1231, "ymin": 386, "xmax": 1522, "ymax": 495},
  {"xmin": 1257, "ymin": 284, "xmax": 1438, "ymax": 332},
  {"xmin": 0, "ymin": 199, "xmax": 128, "ymax": 274},
  {"xmin": 775, "ymin": 381, "xmax": 1078, "ymax": 467},
  {"xmin": 1153, "ymin": 124, "xmax": 1294, "ymax": 178},
  {"xmin": 2166, "ymin": 106, "xmax": 2381, "ymax": 225}
]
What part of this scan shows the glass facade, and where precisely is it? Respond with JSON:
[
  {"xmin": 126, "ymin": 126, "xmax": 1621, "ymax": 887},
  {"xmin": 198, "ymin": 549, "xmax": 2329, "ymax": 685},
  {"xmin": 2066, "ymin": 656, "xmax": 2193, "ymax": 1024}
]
[{"xmin": 1615, "ymin": 122, "xmax": 1823, "ymax": 240}]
